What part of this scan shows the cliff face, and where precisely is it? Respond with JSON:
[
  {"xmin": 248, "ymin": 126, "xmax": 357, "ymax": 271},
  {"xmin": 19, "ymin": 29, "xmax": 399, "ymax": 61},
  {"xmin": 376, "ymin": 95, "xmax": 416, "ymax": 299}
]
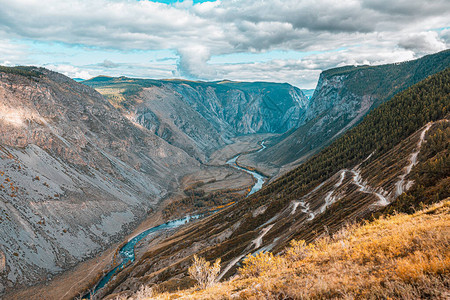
[
  {"xmin": 83, "ymin": 78, "xmax": 309, "ymax": 162},
  {"xmin": 0, "ymin": 68, "xmax": 199, "ymax": 291},
  {"xmin": 242, "ymin": 49, "xmax": 450, "ymax": 175}
]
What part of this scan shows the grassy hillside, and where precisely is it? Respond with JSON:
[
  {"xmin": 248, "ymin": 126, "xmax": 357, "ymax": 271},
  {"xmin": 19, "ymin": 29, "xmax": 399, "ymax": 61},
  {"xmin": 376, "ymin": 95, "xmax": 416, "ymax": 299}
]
[{"xmin": 144, "ymin": 199, "xmax": 450, "ymax": 299}]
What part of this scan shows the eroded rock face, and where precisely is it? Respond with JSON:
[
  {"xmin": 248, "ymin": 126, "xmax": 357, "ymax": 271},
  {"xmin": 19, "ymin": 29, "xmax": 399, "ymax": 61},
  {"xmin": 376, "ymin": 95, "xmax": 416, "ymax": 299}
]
[
  {"xmin": 0, "ymin": 68, "xmax": 199, "ymax": 292},
  {"xmin": 84, "ymin": 78, "xmax": 309, "ymax": 162}
]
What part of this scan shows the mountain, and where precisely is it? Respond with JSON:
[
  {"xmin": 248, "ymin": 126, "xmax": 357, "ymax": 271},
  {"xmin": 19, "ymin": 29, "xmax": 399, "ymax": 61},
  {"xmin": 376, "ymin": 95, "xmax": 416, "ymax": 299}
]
[
  {"xmin": 82, "ymin": 77, "xmax": 308, "ymax": 162},
  {"xmin": 0, "ymin": 67, "xmax": 201, "ymax": 293},
  {"xmin": 92, "ymin": 68, "xmax": 449, "ymax": 299},
  {"xmin": 240, "ymin": 49, "xmax": 450, "ymax": 176},
  {"xmin": 1, "ymin": 54, "xmax": 448, "ymax": 299},
  {"xmin": 301, "ymin": 88, "xmax": 315, "ymax": 99}
]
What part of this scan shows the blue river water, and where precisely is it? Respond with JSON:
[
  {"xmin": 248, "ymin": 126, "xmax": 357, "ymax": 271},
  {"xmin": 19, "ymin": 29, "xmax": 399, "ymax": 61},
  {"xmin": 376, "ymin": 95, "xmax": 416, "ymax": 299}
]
[
  {"xmin": 88, "ymin": 141, "xmax": 267, "ymax": 296},
  {"xmin": 226, "ymin": 141, "xmax": 267, "ymax": 196},
  {"xmin": 89, "ymin": 215, "xmax": 202, "ymax": 295}
]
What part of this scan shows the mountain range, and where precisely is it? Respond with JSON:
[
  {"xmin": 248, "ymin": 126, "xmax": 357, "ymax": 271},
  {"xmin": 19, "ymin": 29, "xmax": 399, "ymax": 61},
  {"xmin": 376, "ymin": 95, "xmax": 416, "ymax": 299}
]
[
  {"xmin": 240, "ymin": 50, "xmax": 450, "ymax": 177},
  {"xmin": 0, "ymin": 50, "xmax": 448, "ymax": 299},
  {"xmin": 82, "ymin": 77, "xmax": 308, "ymax": 162}
]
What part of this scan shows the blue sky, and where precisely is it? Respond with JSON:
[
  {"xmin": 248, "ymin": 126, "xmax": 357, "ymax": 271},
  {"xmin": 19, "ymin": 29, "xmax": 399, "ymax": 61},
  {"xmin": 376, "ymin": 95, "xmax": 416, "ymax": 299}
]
[{"xmin": 0, "ymin": 0, "xmax": 448, "ymax": 88}]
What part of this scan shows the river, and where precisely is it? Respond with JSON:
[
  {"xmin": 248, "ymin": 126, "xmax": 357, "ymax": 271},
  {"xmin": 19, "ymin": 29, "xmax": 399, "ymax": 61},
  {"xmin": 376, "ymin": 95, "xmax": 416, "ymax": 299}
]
[
  {"xmin": 226, "ymin": 141, "xmax": 267, "ymax": 195},
  {"xmin": 87, "ymin": 141, "xmax": 267, "ymax": 296}
]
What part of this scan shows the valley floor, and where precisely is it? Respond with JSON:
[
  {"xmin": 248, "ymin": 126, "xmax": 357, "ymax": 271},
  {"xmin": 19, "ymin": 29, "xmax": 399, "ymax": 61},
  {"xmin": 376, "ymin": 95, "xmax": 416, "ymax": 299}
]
[{"xmin": 134, "ymin": 199, "xmax": 450, "ymax": 300}]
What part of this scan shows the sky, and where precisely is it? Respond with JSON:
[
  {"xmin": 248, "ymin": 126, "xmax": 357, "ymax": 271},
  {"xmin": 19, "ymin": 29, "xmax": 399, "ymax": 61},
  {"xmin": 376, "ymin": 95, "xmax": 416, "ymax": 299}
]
[{"xmin": 0, "ymin": 0, "xmax": 449, "ymax": 88}]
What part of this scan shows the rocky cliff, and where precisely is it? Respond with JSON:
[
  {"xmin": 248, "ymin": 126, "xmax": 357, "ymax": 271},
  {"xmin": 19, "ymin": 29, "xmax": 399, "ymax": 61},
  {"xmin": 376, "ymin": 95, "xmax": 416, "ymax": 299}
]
[
  {"xmin": 83, "ymin": 78, "xmax": 308, "ymax": 162},
  {"xmin": 0, "ymin": 67, "xmax": 199, "ymax": 293}
]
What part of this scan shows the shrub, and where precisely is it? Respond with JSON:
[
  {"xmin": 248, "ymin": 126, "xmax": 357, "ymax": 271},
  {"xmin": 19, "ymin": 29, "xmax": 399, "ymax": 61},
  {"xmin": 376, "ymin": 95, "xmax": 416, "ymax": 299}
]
[
  {"xmin": 239, "ymin": 252, "xmax": 285, "ymax": 278},
  {"xmin": 285, "ymin": 240, "xmax": 309, "ymax": 262},
  {"xmin": 188, "ymin": 255, "xmax": 221, "ymax": 289}
]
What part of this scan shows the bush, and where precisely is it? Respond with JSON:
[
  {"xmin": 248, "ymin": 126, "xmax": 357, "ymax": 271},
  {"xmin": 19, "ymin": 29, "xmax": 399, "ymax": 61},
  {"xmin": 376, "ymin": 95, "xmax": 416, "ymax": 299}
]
[
  {"xmin": 188, "ymin": 255, "xmax": 221, "ymax": 289},
  {"xmin": 239, "ymin": 252, "xmax": 285, "ymax": 278},
  {"xmin": 285, "ymin": 240, "xmax": 309, "ymax": 262}
]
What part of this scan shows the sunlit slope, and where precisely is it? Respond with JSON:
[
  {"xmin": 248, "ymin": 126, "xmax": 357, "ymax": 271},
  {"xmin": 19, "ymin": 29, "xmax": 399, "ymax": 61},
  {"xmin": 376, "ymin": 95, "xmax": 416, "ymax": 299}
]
[{"xmin": 149, "ymin": 199, "xmax": 450, "ymax": 299}]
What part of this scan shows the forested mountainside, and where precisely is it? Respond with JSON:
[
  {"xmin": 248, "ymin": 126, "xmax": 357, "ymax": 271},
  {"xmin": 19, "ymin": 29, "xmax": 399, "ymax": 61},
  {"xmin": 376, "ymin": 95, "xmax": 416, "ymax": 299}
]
[
  {"xmin": 83, "ymin": 78, "xmax": 308, "ymax": 162},
  {"xmin": 241, "ymin": 49, "xmax": 450, "ymax": 176},
  {"xmin": 93, "ymin": 68, "xmax": 449, "ymax": 299},
  {"xmin": 0, "ymin": 67, "xmax": 200, "ymax": 294}
]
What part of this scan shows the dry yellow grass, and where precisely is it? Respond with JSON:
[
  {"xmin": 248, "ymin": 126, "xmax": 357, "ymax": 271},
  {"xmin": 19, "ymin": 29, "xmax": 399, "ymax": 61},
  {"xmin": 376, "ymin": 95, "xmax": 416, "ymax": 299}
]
[{"xmin": 129, "ymin": 199, "xmax": 449, "ymax": 300}]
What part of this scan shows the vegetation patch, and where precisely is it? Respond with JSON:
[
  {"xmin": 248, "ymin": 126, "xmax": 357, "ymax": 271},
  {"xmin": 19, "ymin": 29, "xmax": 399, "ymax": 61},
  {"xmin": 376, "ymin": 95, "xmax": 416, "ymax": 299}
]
[
  {"xmin": 0, "ymin": 66, "xmax": 43, "ymax": 78},
  {"xmin": 138, "ymin": 200, "xmax": 449, "ymax": 299}
]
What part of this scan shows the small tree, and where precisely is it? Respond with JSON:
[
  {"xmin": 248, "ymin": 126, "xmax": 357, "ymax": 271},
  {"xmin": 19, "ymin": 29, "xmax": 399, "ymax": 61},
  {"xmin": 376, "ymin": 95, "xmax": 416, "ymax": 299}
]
[{"xmin": 188, "ymin": 255, "xmax": 221, "ymax": 289}]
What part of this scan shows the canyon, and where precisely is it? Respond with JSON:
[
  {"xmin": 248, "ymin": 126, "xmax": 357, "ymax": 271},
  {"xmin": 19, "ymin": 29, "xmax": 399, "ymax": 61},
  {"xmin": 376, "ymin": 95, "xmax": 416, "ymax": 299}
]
[{"xmin": 0, "ymin": 49, "xmax": 448, "ymax": 299}]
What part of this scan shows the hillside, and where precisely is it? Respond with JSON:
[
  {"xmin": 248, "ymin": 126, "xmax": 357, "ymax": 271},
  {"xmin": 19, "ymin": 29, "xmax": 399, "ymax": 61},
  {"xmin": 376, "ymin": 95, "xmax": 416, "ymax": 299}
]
[
  {"xmin": 90, "ymin": 68, "xmax": 449, "ymax": 299},
  {"xmin": 83, "ymin": 77, "xmax": 308, "ymax": 162},
  {"xmin": 241, "ymin": 49, "xmax": 450, "ymax": 176},
  {"xmin": 136, "ymin": 199, "xmax": 450, "ymax": 299},
  {"xmin": 0, "ymin": 67, "xmax": 202, "ymax": 294}
]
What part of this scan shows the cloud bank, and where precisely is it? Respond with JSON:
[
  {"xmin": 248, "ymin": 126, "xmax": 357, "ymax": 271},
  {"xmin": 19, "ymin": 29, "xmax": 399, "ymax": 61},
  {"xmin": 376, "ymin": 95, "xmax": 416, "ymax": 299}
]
[{"xmin": 0, "ymin": 0, "xmax": 448, "ymax": 87}]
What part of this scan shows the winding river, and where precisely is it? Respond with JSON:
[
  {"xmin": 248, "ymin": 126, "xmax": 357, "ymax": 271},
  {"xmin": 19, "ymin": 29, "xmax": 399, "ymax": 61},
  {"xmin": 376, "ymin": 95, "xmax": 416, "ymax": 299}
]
[
  {"xmin": 89, "ymin": 215, "xmax": 202, "ymax": 295},
  {"xmin": 226, "ymin": 141, "xmax": 267, "ymax": 195},
  {"xmin": 88, "ymin": 141, "xmax": 267, "ymax": 296}
]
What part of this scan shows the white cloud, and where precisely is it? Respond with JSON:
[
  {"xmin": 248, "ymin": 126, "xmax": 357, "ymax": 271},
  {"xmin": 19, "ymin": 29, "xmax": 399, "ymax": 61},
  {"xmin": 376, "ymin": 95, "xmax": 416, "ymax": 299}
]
[
  {"xmin": 176, "ymin": 45, "xmax": 217, "ymax": 78},
  {"xmin": 0, "ymin": 0, "xmax": 448, "ymax": 87},
  {"xmin": 398, "ymin": 31, "xmax": 447, "ymax": 53},
  {"xmin": 0, "ymin": 39, "xmax": 29, "ymax": 65},
  {"xmin": 44, "ymin": 64, "xmax": 93, "ymax": 79}
]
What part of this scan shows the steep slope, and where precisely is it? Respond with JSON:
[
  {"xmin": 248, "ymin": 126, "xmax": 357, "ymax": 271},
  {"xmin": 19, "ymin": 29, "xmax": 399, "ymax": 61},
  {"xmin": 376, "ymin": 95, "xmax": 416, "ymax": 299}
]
[
  {"xmin": 241, "ymin": 49, "xmax": 450, "ymax": 176},
  {"xmin": 301, "ymin": 88, "xmax": 315, "ymax": 99},
  {"xmin": 138, "ymin": 199, "xmax": 450, "ymax": 299},
  {"xmin": 94, "ymin": 68, "xmax": 449, "ymax": 299},
  {"xmin": 83, "ymin": 78, "xmax": 308, "ymax": 162},
  {"xmin": 0, "ymin": 67, "xmax": 200, "ymax": 294}
]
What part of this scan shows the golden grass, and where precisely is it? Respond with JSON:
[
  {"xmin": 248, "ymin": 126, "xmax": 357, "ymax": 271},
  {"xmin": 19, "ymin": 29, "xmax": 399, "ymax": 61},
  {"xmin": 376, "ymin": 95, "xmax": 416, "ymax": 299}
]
[{"xmin": 133, "ymin": 199, "xmax": 449, "ymax": 299}]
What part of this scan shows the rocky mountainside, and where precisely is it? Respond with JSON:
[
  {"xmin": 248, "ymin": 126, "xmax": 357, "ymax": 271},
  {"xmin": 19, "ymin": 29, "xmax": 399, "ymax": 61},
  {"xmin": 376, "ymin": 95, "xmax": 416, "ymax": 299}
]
[
  {"xmin": 0, "ymin": 67, "xmax": 200, "ymax": 294},
  {"xmin": 92, "ymin": 68, "xmax": 449, "ymax": 299},
  {"xmin": 83, "ymin": 78, "xmax": 308, "ymax": 162},
  {"xmin": 241, "ymin": 49, "xmax": 450, "ymax": 176},
  {"xmin": 301, "ymin": 88, "xmax": 315, "ymax": 99}
]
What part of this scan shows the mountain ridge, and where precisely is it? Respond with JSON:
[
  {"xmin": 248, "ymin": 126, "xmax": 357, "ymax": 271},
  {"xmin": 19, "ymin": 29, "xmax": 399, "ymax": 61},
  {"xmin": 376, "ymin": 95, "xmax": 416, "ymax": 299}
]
[
  {"xmin": 83, "ymin": 77, "xmax": 309, "ymax": 162},
  {"xmin": 0, "ymin": 67, "xmax": 203, "ymax": 293},
  {"xmin": 240, "ymin": 49, "xmax": 450, "ymax": 177}
]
